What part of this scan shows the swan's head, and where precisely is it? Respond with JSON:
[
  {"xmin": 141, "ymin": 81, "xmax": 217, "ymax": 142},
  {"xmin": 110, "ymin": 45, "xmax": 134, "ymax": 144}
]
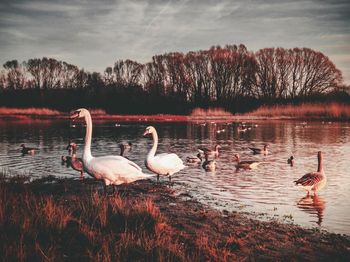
[
  {"xmin": 215, "ymin": 145, "xmax": 222, "ymax": 150},
  {"xmin": 264, "ymin": 144, "xmax": 269, "ymax": 149},
  {"xmin": 233, "ymin": 153, "xmax": 240, "ymax": 161},
  {"xmin": 143, "ymin": 126, "xmax": 156, "ymax": 137},
  {"xmin": 70, "ymin": 108, "xmax": 89, "ymax": 120}
]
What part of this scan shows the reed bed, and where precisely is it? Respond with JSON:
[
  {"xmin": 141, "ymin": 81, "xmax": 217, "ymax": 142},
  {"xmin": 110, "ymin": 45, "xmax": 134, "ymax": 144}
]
[
  {"xmin": 0, "ymin": 107, "xmax": 61, "ymax": 116},
  {"xmin": 249, "ymin": 103, "xmax": 350, "ymax": 120}
]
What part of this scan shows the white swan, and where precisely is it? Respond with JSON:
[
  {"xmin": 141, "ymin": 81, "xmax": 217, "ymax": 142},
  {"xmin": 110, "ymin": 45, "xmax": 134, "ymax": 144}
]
[
  {"xmin": 70, "ymin": 108, "xmax": 153, "ymax": 193},
  {"xmin": 143, "ymin": 126, "xmax": 186, "ymax": 182}
]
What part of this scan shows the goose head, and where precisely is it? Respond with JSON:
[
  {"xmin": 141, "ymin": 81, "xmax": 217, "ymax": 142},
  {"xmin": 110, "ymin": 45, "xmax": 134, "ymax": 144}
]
[
  {"xmin": 143, "ymin": 126, "xmax": 156, "ymax": 137},
  {"xmin": 70, "ymin": 108, "xmax": 89, "ymax": 120}
]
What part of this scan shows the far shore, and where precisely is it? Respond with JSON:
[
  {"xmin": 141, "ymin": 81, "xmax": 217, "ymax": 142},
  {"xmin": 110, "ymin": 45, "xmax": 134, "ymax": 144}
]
[{"xmin": 1, "ymin": 103, "xmax": 350, "ymax": 122}]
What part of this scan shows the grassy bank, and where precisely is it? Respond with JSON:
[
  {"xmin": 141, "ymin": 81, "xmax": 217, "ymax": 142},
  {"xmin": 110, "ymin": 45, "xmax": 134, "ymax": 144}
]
[
  {"xmin": 1, "ymin": 103, "xmax": 350, "ymax": 122},
  {"xmin": 0, "ymin": 175, "xmax": 349, "ymax": 261},
  {"xmin": 248, "ymin": 103, "xmax": 350, "ymax": 120}
]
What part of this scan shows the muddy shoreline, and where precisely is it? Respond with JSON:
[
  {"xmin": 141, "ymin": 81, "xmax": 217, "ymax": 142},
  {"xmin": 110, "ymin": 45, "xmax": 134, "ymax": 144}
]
[{"xmin": 1, "ymin": 176, "xmax": 349, "ymax": 261}]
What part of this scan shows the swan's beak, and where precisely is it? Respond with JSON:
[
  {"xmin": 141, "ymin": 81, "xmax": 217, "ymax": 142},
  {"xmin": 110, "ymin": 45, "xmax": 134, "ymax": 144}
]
[
  {"xmin": 70, "ymin": 110, "xmax": 80, "ymax": 121},
  {"xmin": 143, "ymin": 130, "xmax": 150, "ymax": 137}
]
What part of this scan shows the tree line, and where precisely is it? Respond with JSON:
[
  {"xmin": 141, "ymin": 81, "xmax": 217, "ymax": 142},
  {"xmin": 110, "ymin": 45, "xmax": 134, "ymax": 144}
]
[{"xmin": 0, "ymin": 44, "xmax": 347, "ymax": 114}]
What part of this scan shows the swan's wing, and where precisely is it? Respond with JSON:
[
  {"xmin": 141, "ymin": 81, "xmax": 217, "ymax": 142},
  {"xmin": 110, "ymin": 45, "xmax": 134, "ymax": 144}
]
[
  {"xmin": 94, "ymin": 155, "xmax": 142, "ymax": 171},
  {"xmin": 87, "ymin": 156, "xmax": 151, "ymax": 184},
  {"xmin": 294, "ymin": 172, "xmax": 323, "ymax": 186},
  {"xmin": 153, "ymin": 153, "xmax": 185, "ymax": 174}
]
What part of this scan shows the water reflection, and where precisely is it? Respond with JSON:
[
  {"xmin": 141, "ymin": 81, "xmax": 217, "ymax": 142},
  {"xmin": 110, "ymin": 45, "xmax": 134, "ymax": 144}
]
[
  {"xmin": 0, "ymin": 120, "xmax": 350, "ymax": 234},
  {"xmin": 297, "ymin": 194, "xmax": 326, "ymax": 226}
]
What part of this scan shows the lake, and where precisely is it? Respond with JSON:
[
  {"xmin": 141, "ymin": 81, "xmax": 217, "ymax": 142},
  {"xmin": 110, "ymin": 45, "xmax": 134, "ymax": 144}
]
[{"xmin": 0, "ymin": 119, "xmax": 349, "ymax": 235}]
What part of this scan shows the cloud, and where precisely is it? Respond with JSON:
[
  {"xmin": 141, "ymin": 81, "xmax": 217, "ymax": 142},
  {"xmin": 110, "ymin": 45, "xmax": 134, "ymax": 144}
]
[{"xmin": 0, "ymin": 0, "xmax": 349, "ymax": 83}]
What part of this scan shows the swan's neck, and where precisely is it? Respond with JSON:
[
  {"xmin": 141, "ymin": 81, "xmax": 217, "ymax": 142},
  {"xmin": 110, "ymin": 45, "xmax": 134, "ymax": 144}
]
[
  {"xmin": 83, "ymin": 113, "xmax": 93, "ymax": 161},
  {"xmin": 147, "ymin": 131, "xmax": 158, "ymax": 159},
  {"xmin": 317, "ymin": 154, "xmax": 323, "ymax": 173}
]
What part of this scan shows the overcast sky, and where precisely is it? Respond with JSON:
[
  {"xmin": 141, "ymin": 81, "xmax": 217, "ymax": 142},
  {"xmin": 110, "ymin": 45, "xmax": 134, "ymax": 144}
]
[{"xmin": 1, "ymin": 0, "xmax": 349, "ymax": 83}]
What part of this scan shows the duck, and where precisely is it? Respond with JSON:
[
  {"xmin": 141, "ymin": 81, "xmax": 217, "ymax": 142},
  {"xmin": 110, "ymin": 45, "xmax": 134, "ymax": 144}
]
[
  {"xmin": 294, "ymin": 151, "xmax": 326, "ymax": 196},
  {"xmin": 186, "ymin": 153, "xmax": 202, "ymax": 164},
  {"xmin": 249, "ymin": 144, "xmax": 268, "ymax": 155},
  {"xmin": 202, "ymin": 156, "xmax": 216, "ymax": 172},
  {"xmin": 143, "ymin": 126, "xmax": 186, "ymax": 182},
  {"xmin": 20, "ymin": 144, "xmax": 39, "ymax": 155},
  {"xmin": 198, "ymin": 145, "xmax": 221, "ymax": 158},
  {"xmin": 70, "ymin": 108, "xmax": 153, "ymax": 194},
  {"xmin": 288, "ymin": 156, "xmax": 294, "ymax": 166},
  {"xmin": 233, "ymin": 153, "xmax": 262, "ymax": 169}
]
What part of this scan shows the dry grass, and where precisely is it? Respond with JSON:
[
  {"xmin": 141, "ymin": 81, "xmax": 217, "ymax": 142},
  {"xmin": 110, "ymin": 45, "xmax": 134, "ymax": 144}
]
[
  {"xmin": 248, "ymin": 103, "xmax": 350, "ymax": 120},
  {"xmin": 0, "ymin": 107, "xmax": 61, "ymax": 116},
  {"xmin": 1, "ymin": 175, "xmax": 349, "ymax": 261},
  {"xmin": 190, "ymin": 107, "xmax": 233, "ymax": 117},
  {"xmin": 0, "ymin": 175, "xmax": 241, "ymax": 261}
]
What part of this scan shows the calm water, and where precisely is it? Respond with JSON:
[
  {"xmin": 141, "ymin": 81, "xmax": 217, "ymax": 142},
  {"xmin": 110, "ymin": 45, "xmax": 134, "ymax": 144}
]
[{"xmin": 1, "ymin": 120, "xmax": 350, "ymax": 235}]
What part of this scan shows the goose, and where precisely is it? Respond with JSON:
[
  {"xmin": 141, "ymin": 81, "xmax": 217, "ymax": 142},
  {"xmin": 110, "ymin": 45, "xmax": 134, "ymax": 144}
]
[
  {"xmin": 70, "ymin": 108, "xmax": 153, "ymax": 194},
  {"xmin": 233, "ymin": 153, "xmax": 262, "ymax": 169},
  {"xmin": 202, "ymin": 156, "xmax": 216, "ymax": 172},
  {"xmin": 198, "ymin": 145, "xmax": 221, "ymax": 158},
  {"xmin": 186, "ymin": 153, "xmax": 202, "ymax": 164},
  {"xmin": 69, "ymin": 142, "xmax": 85, "ymax": 180},
  {"xmin": 143, "ymin": 126, "xmax": 186, "ymax": 182},
  {"xmin": 20, "ymin": 144, "xmax": 39, "ymax": 155},
  {"xmin": 294, "ymin": 151, "xmax": 326, "ymax": 196},
  {"xmin": 249, "ymin": 144, "xmax": 268, "ymax": 155},
  {"xmin": 119, "ymin": 142, "xmax": 132, "ymax": 156},
  {"xmin": 288, "ymin": 156, "xmax": 294, "ymax": 166}
]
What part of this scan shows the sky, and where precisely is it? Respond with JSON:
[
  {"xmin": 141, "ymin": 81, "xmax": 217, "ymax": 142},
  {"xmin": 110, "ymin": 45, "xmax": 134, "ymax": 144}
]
[{"xmin": 0, "ymin": 0, "xmax": 349, "ymax": 84}]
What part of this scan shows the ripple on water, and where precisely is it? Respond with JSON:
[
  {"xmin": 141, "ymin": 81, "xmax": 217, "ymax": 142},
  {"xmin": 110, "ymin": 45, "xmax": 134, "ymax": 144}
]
[{"xmin": 0, "ymin": 121, "xmax": 350, "ymax": 235}]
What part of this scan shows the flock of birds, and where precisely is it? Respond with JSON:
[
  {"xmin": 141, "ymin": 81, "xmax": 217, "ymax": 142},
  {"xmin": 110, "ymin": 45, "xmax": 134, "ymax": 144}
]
[{"xmin": 20, "ymin": 108, "xmax": 327, "ymax": 196}]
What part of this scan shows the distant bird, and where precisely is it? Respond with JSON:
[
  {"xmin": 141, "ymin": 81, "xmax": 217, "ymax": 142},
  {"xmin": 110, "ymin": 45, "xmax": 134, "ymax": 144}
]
[
  {"xmin": 70, "ymin": 108, "xmax": 153, "ymax": 194},
  {"xmin": 186, "ymin": 153, "xmax": 202, "ymax": 164},
  {"xmin": 294, "ymin": 151, "xmax": 326, "ymax": 196},
  {"xmin": 202, "ymin": 156, "xmax": 216, "ymax": 172},
  {"xmin": 237, "ymin": 126, "xmax": 247, "ymax": 133},
  {"xmin": 143, "ymin": 126, "xmax": 186, "ymax": 182},
  {"xmin": 198, "ymin": 145, "xmax": 221, "ymax": 158},
  {"xmin": 20, "ymin": 144, "xmax": 39, "ymax": 155},
  {"xmin": 233, "ymin": 153, "xmax": 262, "ymax": 170},
  {"xmin": 249, "ymin": 144, "xmax": 268, "ymax": 155},
  {"xmin": 288, "ymin": 156, "xmax": 294, "ymax": 166},
  {"xmin": 119, "ymin": 142, "xmax": 132, "ymax": 156}
]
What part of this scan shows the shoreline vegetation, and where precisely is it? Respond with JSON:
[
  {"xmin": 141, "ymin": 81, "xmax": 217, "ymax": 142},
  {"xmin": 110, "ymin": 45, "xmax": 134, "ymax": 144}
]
[
  {"xmin": 1, "ymin": 103, "xmax": 350, "ymax": 122},
  {"xmin": 0, "ymin": 175, "xmax": 349, "ymax": 261}
]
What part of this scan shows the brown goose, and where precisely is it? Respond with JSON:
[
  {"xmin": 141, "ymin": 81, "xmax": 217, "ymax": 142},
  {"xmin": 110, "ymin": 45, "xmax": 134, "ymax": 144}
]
[
  {"xmin": 294, "ymin": 151, "xmax": 326, "ymax": 196},
  {"xmin": 119, "ymin": 142, "xmax": 132, "ymax": 156},
  {"xmin": 69, "ymin": 143, "xmax": 85, "ymax": 180},
  {"xmin": 233, "ymin": 153, "xmax": 262, "ymax": 169},
  {"xmin": 202, "ymin": 156, "xmax": 216, "ymax": 172},
  {"xmin": 198, "ymin": 145, "xmax": 221, "ymax": 158},
  {"xmin": 20, "ymin": 144, "xmax": 39, "ymax": 155},
  {"xmin": 249, "ymin": 144, "xmax": 268, "ymax": 155}
]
